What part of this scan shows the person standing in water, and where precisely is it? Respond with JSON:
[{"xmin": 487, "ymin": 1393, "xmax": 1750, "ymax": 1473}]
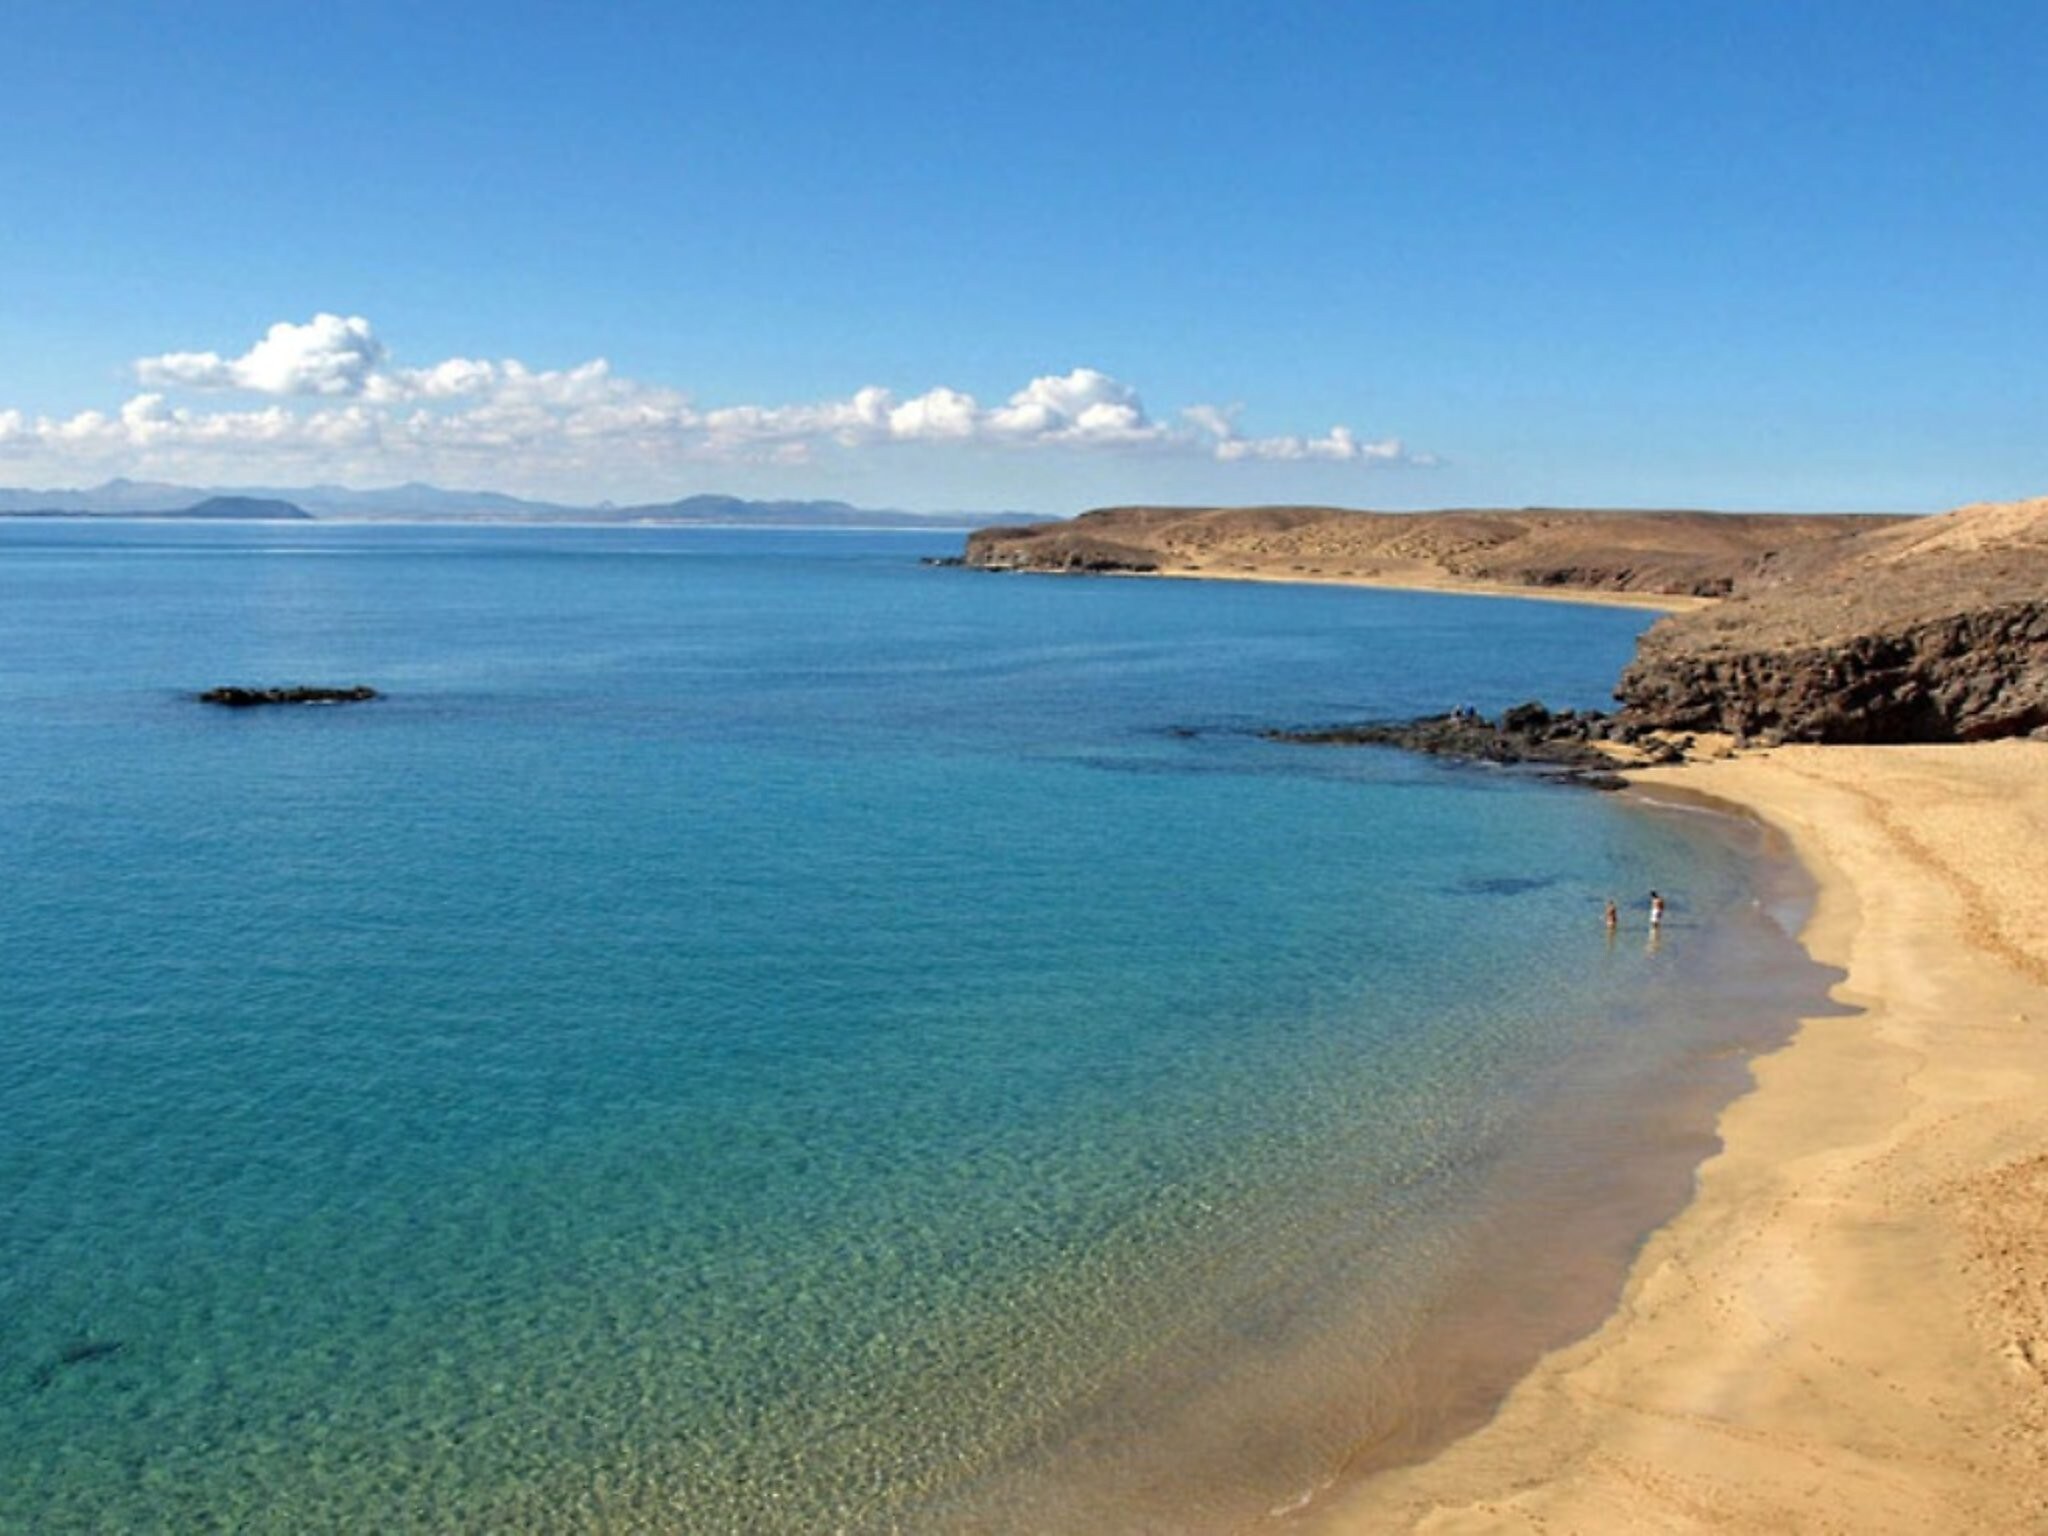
[
  {"xmin": 1603, "ymin": 898, "xmax": 1619, "ymax": 931},
  {"xmin": 1649, "ymin": 890, "xmax": 1666, "ymax": 930}
]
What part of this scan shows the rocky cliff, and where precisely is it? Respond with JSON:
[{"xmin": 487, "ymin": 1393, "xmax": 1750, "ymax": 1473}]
[{"xmin": 1616, "ymin": 498, "xmax": 2048, "ymax": 744}]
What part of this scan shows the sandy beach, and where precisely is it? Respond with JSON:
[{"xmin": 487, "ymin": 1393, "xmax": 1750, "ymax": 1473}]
[
  {"xmin": 1150, "ymin": 564, "xmax": 1714, "ymax": 613},
  {"xmin": 1308, "ymin": 740, "xmax": 2048, "ymax": 1532}
]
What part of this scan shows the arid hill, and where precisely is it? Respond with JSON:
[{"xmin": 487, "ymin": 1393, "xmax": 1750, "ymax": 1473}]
[
  {"xmin": 964, "ymin": 505, "xmax": 1903, "ymax": 600},
  {"xmin": 1619, "ymin": 497, "xmax": 2048, "ymax": 743},
  {"xmin": 962, "ymin": 498, "xmax": 2048, "ymax": 746}
]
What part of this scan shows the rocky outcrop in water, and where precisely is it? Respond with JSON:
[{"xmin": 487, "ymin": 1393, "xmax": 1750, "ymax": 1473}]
[
  {"xmin": 1266, "ymin": 702, "xmax": 1681, "ymax": 788},
  {"xmin": 967, "ymin": 527, "xmax": 1160, "ymax": 573},
  {"xmin": 198, "ymin": 686, "xmax": 379, "ymax": 707}
]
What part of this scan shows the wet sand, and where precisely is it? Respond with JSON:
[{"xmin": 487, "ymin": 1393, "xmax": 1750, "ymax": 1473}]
[{"xmin": 1310, "ymin": 741, "xmax": 2048, "ymax": 1533}]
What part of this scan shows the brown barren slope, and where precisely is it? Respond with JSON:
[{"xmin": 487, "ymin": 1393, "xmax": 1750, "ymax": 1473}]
[{"xmin": 964, "ymin": 505, "xmax": 1903, "ymax": 600}]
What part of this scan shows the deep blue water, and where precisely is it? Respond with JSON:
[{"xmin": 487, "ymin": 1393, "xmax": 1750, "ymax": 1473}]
[{"xmin": 0, "ymin": 523, "xmax": 1826, "ymax": 1532}]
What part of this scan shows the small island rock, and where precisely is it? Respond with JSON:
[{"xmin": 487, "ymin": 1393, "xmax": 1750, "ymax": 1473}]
[{"xmin": 198, "ymin": 685, "xmax": 379, "ymax": 707}]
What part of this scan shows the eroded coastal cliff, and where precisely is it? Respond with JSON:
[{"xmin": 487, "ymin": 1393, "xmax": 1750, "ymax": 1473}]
[
  {"xmin": 964, "ymin": 499, "xmax": 2048, "ymax": 746},
  {"xmin": 1616, "ymin": 496, "xmax": 2048, "ymax": 742}
]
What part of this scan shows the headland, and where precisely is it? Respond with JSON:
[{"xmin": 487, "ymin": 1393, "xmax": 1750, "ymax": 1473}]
[
  {"xmin": 971, "ymin": 497, "xmax": 2048, "ymax": 749},
  {"xmin": 963, "ymin": 504, "xmax": 1910, "ymax": 607}
]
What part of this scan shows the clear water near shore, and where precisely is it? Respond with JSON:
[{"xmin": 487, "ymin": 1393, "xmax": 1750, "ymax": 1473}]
[{"xmin": 0, "ymin": 522, "xmax": 1838, "ymax": 1532}]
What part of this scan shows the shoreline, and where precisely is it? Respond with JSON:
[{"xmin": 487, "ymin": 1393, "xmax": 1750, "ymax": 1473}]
[
  {"xmin": 1309, "ymin": 741, "xmax": 2048, "ymax": 1532},
  {"xmin": 935, "ymin": 780, "xmax": 1831, "ymax": 1535},
  {"xmin": 1138, "ymin": 565, "xmax": 1712, "ymax": 614}
]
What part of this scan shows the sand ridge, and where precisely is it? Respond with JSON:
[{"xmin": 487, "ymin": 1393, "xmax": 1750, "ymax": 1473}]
[{"xmin": 1300, "ymin": 742, "xmax": 2048, "ymax": 1533}]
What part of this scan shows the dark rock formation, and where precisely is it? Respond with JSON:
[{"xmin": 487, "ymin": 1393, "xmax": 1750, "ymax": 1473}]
[
  {"xmin": 198, "ymin": 686, "xmax": 379, "ymax": 707},
  {"xmin": 1616, "ymin": 498, "xmax": 2048, "ymax": 744},
  {"xmin": 1266, "ymin": 702, "xmax": 1678, "ymax": 789},
  {"xmin": 966, "ymin": 523, "xmax": 1160, "ymax": 574},
  {"xmin": 1619, "ymin": 603, "xmax": 2048, "ymax": 744}
]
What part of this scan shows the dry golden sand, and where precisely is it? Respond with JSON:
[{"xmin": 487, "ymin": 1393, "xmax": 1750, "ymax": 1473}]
[{"xmin": 1300, "ymin": 741, "xmax": 2048, "ymax": 1534}]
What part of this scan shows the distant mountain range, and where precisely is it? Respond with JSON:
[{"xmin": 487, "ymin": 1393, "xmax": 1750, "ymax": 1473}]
[{"xmin": 0, "ymin": 478, "xmax": 1042, "ymax": 528}]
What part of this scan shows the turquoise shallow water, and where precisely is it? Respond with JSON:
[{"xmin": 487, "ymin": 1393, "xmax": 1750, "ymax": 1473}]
[{"xmin": 0, "ymin": 523, "xmax": 1832, "ymax": 1532}]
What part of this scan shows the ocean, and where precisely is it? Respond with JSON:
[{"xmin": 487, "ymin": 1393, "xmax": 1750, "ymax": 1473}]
[{"xmin": 0, "ymin": 522, "xmax": 1835, "ymax": 1532}]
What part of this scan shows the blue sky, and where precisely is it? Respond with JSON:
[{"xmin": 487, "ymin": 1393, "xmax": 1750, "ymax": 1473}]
[{"xmin": 2, "ymin": 1, "xmax": 2044, "ymax": 513}]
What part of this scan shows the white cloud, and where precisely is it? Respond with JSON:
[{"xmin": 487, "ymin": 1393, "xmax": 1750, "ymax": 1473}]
[
  {"xmin": 0, "ymin": 314, "xmax": 1427, "ymax": 491},
  {"xmin": 1182, "ymin": 403, "xmax": 1420, "ymax": 465},
  {"xmin": 138, "ymin": 313, "xmax": 387, "ymax": 397},
  {"xmin": 888, "ymin": 387, "xmax": 981, "ymax": 441},
  {"xmin": 384, "ymin": 356, "xmax": 497, "ymax": 400},
  {"xmin": 987, "ymin": 369, "xmax": 1163, "ymax": 445},
  {"xmin": 1214, "ymin": 425, "xmax": 1411, "ymax": 463}
]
